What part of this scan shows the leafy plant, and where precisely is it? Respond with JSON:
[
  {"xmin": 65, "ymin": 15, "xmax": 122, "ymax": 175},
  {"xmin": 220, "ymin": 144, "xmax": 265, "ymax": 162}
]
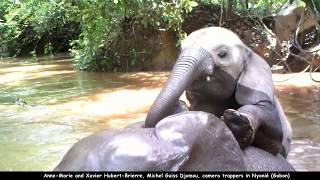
[
  {"xmin": 1, "ymin": 0, "xmax": 305, "ymax": 72},
  {"xmin": 70, "ymin": 0, "xmax": 201, "ymax": 71},
  {"xmin": 0, "ymin": 0, "xmax": 78, "ymax": 57}
]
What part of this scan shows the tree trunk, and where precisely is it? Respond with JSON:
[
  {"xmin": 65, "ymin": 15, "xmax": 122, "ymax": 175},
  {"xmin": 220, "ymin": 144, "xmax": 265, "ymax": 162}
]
[{"xmin": 226, "ymin": 0, "xmax": 234, "ymax": 20}]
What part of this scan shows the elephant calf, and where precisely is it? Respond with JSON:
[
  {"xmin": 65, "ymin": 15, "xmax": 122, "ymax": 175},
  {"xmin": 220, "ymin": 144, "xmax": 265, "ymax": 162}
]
[
  {"xmin": 145, "ymin": 27, "xmax": 292, "ymax": 157},
  {"xmin": 54, "ymin": 112, "xmax": 294, "ymax": 171}
]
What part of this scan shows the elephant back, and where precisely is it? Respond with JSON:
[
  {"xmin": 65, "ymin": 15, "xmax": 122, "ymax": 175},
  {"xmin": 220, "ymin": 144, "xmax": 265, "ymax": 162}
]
[
  {"xmin": 243, "ymin": 147, "xmax": 295, "ymax": 171},
  {"xmin": 54, "ymin": 111, "xmax": 294, "ymax": 171}
]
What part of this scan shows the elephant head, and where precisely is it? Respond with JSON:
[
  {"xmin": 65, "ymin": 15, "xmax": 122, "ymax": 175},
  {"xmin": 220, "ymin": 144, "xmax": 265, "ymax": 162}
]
[{"xmin": 145, "ymin": 27, "xmax": 271, "ymax": 128}]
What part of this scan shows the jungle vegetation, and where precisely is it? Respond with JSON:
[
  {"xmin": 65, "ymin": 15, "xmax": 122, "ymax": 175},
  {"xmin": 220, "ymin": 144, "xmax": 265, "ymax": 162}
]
[{"xmin": 0, "ymin": 0, "xmax": 319, "ymax": 72}]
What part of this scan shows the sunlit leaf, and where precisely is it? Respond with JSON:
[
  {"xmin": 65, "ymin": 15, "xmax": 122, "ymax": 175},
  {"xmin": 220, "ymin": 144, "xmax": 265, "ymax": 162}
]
[{"xmin": 189, "ymin": 1, "xmax": 198, "ymax": 7}]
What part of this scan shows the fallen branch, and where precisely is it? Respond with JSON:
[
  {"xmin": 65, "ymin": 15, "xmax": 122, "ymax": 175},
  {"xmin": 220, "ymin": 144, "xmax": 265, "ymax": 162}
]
[{"xmin": 293, "ymin": 10, "xmax": 320, "ymax": 54}]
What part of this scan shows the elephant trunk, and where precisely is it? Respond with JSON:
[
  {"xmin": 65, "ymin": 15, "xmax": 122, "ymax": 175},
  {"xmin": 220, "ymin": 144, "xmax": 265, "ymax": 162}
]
[{"xmin": 145, "ymin": 47, "xmax": 213, "ymax": 128}]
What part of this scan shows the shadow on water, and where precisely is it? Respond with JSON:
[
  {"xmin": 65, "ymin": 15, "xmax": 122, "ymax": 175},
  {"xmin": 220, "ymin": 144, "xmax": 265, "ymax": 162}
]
[{"xmin": 0, "ymin": 59, "xmax": 319, "ymax": 171}]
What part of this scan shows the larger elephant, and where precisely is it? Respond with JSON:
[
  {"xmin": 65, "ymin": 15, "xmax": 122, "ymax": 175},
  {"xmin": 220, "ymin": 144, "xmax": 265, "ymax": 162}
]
[
  {"xmin": 54, "ymin": 112, "xmax": 294, "ymax": 171},
  {"xmin": 145, "ymin": 27, "xmax": 292, "ymax": 157}
]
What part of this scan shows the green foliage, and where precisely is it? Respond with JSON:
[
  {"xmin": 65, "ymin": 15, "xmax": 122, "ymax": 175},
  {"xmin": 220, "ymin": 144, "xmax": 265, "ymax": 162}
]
[
  {"xmin": 233, "ymin": 0, "xmax": 288, "ymax": 16},
  {"xmin": 2, "ymin": 0, "xmax": 313, "ymax": 71},
  {"xmin": 304, "ymin": 0, "xmax": 320, "ymax": 11},
  {"xmin": 70, "ymin": 0, "xmax": 201, "ymax": 71},
  {"xmin": 0, "ymin": 0, "xmax": 77, "ymax": 57}
]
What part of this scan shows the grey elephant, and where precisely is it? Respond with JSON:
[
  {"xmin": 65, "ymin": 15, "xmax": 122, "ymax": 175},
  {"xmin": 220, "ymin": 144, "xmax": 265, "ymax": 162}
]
[
  {"xmin": 145, "ymin": 27, "xmax": 292, "ymax": 157},
  {"xmin": 54, "ymin": 112, "xmax": 294, "ymax": 171}
]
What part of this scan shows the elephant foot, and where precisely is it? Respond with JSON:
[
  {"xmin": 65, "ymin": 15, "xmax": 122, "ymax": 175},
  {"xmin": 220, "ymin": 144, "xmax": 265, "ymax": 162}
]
[{"xmin": 221, "ymin": 109, "xmax": 254, "ymax": 149}]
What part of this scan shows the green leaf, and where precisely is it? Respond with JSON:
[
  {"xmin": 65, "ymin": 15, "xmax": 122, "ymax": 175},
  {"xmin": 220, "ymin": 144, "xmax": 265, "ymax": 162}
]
[{"xmin": 189, "ymin": 1, "xmax": 198, "ymax": 7}]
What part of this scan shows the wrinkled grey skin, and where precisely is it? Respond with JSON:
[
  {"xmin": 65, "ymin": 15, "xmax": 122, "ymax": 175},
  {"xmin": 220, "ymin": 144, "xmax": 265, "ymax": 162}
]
[
  {"xmin": 54, "ymin": 112, "xmax": 294, "ymax": 171},
  {"xmin": 145, "ymin": 27, "xmax": 292, "ymax": 157}
]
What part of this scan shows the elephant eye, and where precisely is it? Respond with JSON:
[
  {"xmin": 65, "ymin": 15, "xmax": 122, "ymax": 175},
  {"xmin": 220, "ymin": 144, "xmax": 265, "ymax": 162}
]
[{"xmin": 217, "ymin": 50, "xmax": 228, "ymax": 58}]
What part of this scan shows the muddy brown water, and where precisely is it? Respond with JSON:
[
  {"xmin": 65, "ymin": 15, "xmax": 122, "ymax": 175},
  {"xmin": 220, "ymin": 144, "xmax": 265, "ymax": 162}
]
[{"xmin": 0, "ymin": 58, "xmax": 319, "ymax": 171}]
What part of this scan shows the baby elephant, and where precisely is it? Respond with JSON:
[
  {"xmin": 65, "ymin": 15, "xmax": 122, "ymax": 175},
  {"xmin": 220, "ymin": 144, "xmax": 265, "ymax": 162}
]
[{"xmin": 145, "ymin": 27, "xmax": 292, "ymax": 157}]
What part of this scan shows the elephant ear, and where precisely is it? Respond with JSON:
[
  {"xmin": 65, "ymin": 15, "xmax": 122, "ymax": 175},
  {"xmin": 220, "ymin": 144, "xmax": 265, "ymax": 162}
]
[{"xmin": 235, "ymin": 48, "xmax": 274, "ymax": 105}]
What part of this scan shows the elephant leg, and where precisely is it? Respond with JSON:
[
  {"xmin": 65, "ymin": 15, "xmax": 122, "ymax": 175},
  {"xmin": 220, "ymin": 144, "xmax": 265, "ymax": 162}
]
[
  {"xmin": 222, "ymin": 104, "xmax": 283, "ymax": 155},
  {"xmin": 222, "ymin": 109, "xmax": 254, "ymax": 149}
]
